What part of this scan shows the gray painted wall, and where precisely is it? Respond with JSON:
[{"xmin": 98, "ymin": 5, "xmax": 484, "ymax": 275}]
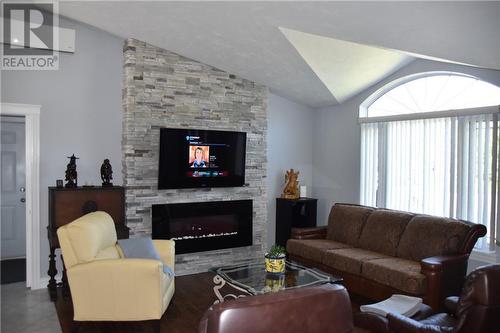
[
  {"xmin": 311, "ymin": 59, "xmax": 500, "ymax": 266},
  {"xmin": 267, "ymin": 94, "xmax": 314, "ymax": 246},
  {"xmin": 1, "ymin": 16, "xmax": 124, "ymax": 282}
]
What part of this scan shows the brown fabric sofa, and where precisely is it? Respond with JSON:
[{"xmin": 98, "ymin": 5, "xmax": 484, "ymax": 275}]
[{"xmin": 287, "ymin": 203, "xmax": 487, "ymax": 311}]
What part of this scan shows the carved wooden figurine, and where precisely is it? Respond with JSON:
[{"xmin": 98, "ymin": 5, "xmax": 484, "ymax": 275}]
[
  {"xmin": 64, "ymin": 154, "xmax": 79, "ymax": 188},
  {"xmin": 100, "ymin": 159, "xmax": 113, "ymax": 187},
  {"xmin": 281, "ymin": 169, "xmax": 300, "ymax": 199}
]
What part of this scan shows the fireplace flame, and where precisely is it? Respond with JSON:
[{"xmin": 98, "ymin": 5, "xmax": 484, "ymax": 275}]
[{"xmin": 171, "ymin": 231, "xmax": 238, "ymax": 241}]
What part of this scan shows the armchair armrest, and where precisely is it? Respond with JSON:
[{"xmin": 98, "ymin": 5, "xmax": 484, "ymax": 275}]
[
  {"xmin": 290, "ymin": 227, "xmax": 327, "ymax": 240},
  {"xmin": 67, "ymin": 258, "xmax": 166, "ymax": 321},
  {"xmin": 420, "ymin": 254, "xmax": 469, "ymax": 311},
  {"xmin": 152, "ymin": 239, "xmax": 175, "ymax": 271},
  {"xmin": 354, "ymin": 311, "xmax": 389, "ymax": 333},
  {"xmin": 444, "ymin": 296, "xmax": 459, "ymax": 315},
  {"xmin": 387, "ymin": 313, "xmax": 450, "ymax": 333}
]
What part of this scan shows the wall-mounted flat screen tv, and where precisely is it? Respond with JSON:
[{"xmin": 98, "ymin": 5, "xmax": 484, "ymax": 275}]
[{"xmin": 158, "ymin": 128, "xmax": 246, "ymax": 189}]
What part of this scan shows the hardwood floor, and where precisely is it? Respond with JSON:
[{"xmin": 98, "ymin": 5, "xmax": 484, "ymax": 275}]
[{"xmin": 55, "ymin": 272, "xmax": 371, "ymax": 333}]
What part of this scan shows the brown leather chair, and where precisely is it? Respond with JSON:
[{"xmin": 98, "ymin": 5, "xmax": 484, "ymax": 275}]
[
  {"xmin": 357, "ymin": 265, "xmax": 500, "ymax": 333},
  {"xmin": 198, "ymin": 284, "xmax": 353, "ymax": 333}
]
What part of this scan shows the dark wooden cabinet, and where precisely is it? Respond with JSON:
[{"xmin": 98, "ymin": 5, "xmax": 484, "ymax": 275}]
[
  {"xmin": 275, "ymin": 197, "xmax": 317, "ymax": 247},
  {"xmin": 47, "ymin": 186, "xmax": 128, "ymax": 300}
]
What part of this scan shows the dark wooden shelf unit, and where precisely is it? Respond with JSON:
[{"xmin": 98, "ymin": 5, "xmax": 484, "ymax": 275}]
[
  {"xmin": 275, "ymin": 197, "xmax": 317, "ymax": 247},
  {"xmin": 47, "ymin": 186, "xmax": 128, "ymax": 300}
]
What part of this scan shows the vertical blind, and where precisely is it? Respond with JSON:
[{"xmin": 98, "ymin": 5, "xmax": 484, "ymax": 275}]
[{"xmin": 360, "ymin": 111, "xmax": 499, "ymax": 250}]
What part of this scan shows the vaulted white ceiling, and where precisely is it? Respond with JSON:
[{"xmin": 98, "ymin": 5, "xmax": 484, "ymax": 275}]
[
  {"xmin": 279, "ymin": 27, "xmax": 414, "ymax": 104},
  {"xmin": 58, "ymin": 1, "xmax": 500, "ymax": 108}
]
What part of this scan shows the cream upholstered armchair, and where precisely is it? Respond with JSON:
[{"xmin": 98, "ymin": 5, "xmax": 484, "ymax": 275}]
[{"xmin": 57, "ymin": 211, "xmax": 175, "ymax": 328}]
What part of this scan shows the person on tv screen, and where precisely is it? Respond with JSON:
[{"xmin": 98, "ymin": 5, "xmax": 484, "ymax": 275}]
[{"xmin": 190, "ymin": 147, "xmax": 207, "ymax": 168}]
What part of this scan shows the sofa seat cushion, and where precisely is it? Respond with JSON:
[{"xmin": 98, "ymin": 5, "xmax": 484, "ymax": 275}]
[
  {"xmin": 287, "ymin": 239, "xmax": 352, "ymax": 263},
  {"xmin": 357, "ymin": 209, "xmax": 415, "ymax": 256},
  {"xmin": 362, "ymin": 258, "xmax": 426, "ymax": 295},
  {"xmin": 397, "ymin": 215, "xmax": 471, "ymax": 261},
  {"xmin": 322, "ymin": 248, "xmax": 390, "ymax": 275},
  {"xmin": 327, "ymin": 204, "xmax": 375, "ymax": 246}
]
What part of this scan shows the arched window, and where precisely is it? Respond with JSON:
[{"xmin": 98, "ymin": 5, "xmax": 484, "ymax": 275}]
[{"xmin": 359, "ymin": 73, "xmax": 500, "ymax": 250}]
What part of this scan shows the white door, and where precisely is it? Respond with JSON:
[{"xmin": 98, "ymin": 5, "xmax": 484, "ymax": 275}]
[{"xmin": 1, "ymin": 116, "xmax": 26, "ymax": 260}]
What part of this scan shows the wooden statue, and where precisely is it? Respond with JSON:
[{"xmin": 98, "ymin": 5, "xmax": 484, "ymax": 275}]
[
  {"xmin": 281, "ymin": 169, "xmax": 300, "ymax": 199},
  {"xmin": 64, "ymin": 154, "xmax": 79, "ymax": 188},
  {"xmin": 100, "ymin": 159, "xmax": 113, "ymax": 187}
]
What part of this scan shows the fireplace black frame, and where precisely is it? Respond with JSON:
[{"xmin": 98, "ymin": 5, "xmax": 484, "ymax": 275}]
[{"xmin": 152, "ymin": 200, "xmax": 253, "ymax": 254}]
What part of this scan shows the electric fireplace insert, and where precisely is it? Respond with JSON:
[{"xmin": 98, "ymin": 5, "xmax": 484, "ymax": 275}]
[{"xmin": 152, "ymin": 200, "xmax": 252, "ymax": 254}]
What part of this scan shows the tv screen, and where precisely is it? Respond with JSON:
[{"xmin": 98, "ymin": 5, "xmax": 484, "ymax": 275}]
[{"xmin": 158, "ymin": 128, "xmax": 247, "ymax": 189}]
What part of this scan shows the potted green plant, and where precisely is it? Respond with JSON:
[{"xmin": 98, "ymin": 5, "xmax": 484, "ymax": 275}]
[{"xmin": 265, "ymin": 245, "xmax": 286, "ymax": 274}]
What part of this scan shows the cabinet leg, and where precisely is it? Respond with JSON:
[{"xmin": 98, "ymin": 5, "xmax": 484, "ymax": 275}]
[
  {"xmin": 151, "ymin": 319, "xmax": 161, "ymax": 333},
  {"xmin": 61, "ymin": 254, "xmax": 70, "ymax": 297},
  {"xmin": 71, "ymin": 320, "xmax": 81, "ymax": 333},
  {"xmin": 47, "ymin": 247, "xmax": 58, "ymax": 301}
]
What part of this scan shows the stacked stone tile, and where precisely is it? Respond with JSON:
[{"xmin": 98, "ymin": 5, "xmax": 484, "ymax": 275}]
[{"xmin": 122, "ymin": 38, "xmax": 268, "ymax": 275}]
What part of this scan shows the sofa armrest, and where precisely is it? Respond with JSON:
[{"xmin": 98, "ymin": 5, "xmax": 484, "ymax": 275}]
[
  {"xmin": 152, "ymin": 239, "xmax": 175, "ymax": 271},
  {"xmin": 68, "ymin": 258, "xmax": 165, "ymax": 321},
  {"xmin": 290, "ymin": 227, "xmax": 327, "ymax": 240},
  {"xmin": 420, "ymin": 254, "xmax": 469, "ymax": 311},
  {"xmin": 387, "ymin": 313, "xmax": 450, "ymax": 333}
]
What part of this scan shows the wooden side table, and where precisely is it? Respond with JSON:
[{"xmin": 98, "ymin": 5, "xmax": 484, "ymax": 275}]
[{"xmin": 47, "ymin": 186, "xmax": 129, "ymax": 301}]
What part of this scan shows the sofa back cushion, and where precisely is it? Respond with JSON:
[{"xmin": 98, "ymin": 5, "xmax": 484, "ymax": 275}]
[
  {"xmin": 396, "ymin": 215, "xmax": 471, "ymax": 261},
  {"xmin": 357, "ymin": 209, "xmax": 415, "ymax": 256},
  {"xmin": 327, "ymin": 204, "xmax": 374, "ymax": 246}
]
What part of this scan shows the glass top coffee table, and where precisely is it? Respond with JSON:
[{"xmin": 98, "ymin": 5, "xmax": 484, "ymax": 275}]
[{"xmin": 209, "ymin": 260, "xmax": 342, "ymax": 303}]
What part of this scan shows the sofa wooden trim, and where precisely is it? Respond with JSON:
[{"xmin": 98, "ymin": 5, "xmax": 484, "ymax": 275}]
[{"xmin": 290, "ymin": 227, "xmax": 327, "ymax": 240}]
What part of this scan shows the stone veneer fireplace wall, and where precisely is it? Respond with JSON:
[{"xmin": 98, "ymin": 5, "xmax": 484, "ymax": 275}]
[{"xmin": 122, "ymin": 38, "xmax": 268, "ymax": 275}]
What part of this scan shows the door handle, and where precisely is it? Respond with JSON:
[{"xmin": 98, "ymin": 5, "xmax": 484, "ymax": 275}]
[{"xmin": 20, "ymin": 198, "xmax": 26, "ymax": 203}]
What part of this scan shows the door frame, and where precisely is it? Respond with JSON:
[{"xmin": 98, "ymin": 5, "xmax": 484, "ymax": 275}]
[{"xmin": 1, "ymin": 103, "xmax": 41, "ymax": 289}]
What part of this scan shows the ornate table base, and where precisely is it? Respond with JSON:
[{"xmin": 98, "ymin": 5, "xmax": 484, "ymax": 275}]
[{"xmin": 212, "ymin": 275, "xmax": 250, "ymax": 304}]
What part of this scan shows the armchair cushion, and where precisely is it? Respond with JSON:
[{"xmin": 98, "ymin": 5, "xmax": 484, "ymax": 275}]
[
  {"xmin": 153, "ymin": 239, "xmax": 176, "ymax": 270},
  {"xmin": 95, "ymin": 245, "xmax": 121, "ymax": 261},
  {"xmin": 57, "ymin": 211, "xmax": 117, "ymax": 269},
  {"xmin": 286, "ymin": 239, "xmax": 352, "ymax": 263},
  {"xmin": 362, "ymin": 258, "xmax": 426, "ymax": 295}
]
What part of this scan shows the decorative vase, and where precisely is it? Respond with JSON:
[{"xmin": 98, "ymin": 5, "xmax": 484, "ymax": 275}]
[{"xmin": 265, "ymin": 253, "xmax": 286, "ymax": 274}]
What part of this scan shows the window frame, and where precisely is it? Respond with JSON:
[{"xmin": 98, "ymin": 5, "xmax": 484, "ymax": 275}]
[{"xmin": 359, "ymin": 72, "xmax": 500, "ymax": 252}]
